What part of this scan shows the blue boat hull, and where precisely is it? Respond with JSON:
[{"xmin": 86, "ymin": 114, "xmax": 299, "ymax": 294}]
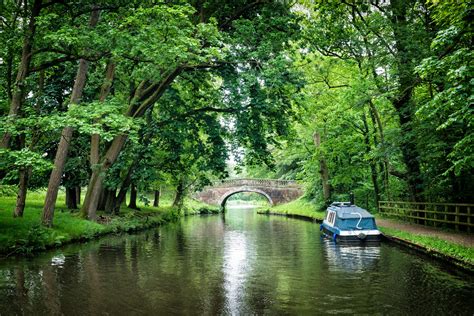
[{"xmin": 320, "ymin": 224, "xmax": 381, "ymax": 243}]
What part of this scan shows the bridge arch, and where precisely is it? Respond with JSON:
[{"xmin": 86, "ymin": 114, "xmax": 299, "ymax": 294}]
[
  {"xmin": 218, "ymin": 188, "xmax": 274, "ymax": 207},
  {"xmin": 195, "ymin": 178, "xmax": 303, "ymax": 207}
]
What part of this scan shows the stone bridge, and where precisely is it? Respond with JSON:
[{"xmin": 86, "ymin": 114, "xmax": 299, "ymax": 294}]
[{"xmin": 195, "ymin": 178, "xmax": 303, "ymax": 207}]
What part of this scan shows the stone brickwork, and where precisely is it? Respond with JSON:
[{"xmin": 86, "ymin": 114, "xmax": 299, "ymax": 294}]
[{"xmin": 195, "ymin": 178, "xmax": 303, "ymax": 207}]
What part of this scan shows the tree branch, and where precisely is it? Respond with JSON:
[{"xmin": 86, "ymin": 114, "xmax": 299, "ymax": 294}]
[{"xmin": 219, "ymin": 0, "xmax": 268, "ymax": 30}]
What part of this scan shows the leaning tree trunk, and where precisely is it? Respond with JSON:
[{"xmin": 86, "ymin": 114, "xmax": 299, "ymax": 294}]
[
  {"xmin": 90, "ymin": 61, "xmax": 116, "ymax": 166},
  {"xmin": 81, "ymin": 134, "xmax": 128, "ymax": 219},
  {"xmin": 82, "ymin": 68, "xmax": 183, "ymax": 219},
  {"xmin": 313, "ymin": 132, "xmax": 331, "ymax": 204},
  {"xmin": 42, "ymin": 126, "xmax": 74, "ymax": 225},
  {"xmin": 79, "ymin": 61, "xmax": 117, "ymax": 220},
  {"xmin": 42, "ymin": 10, "xmax": 100, "ymax": 227},
  {"xmin": 1, "ymin": 0, "xmax": 42, "ymax": 148}
]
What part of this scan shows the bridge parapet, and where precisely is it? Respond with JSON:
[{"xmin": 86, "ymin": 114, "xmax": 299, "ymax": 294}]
[
  {"xmin": 196, "ymin": 178, "xmax": 303, "ymax": 207},
  {"xmin": 210, "ymin": 178, "xmax": 299, "ymax": 188}
]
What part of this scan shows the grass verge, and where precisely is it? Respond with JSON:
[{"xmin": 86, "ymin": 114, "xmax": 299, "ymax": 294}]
[
  {"xmin": 379, "ymin": 226, "xmax": 474, "ymax": 266},
  {"xmin": 0, "ymin": 192, "xmax": 218, "ymax": 257},
  {"xmin": 257, "ymin": 198, "xmax": 325, "ymax": 221}
]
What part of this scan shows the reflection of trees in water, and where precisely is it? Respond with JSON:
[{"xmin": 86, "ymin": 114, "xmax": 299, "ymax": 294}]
[
  {"xmin": 0, "ymin": 217, "xmax": 472, "ymax": 315},
  {"xmin": 0, "ymin": 233, "xmax": 159, "ymax": 314}
]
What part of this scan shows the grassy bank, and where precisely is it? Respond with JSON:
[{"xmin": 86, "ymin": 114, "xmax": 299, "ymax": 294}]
[
  {"xmin": 0, "ymin": 191, "xmax": 218, "ymax": 257},
  {"xmin": 379, "ymin": 226, "xmax": 474, "ymax": 266},
  {"xmin": 260, "ymin": 198, "xmax": 473, "ymax": 267},
  {"xmin": 257, "ymin": 198, "xmax": 325, "ymax": 221}
]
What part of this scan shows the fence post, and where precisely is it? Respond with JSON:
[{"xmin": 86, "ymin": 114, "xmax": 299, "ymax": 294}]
[
  {"xmin": 468, "ymin": 206, "xmax": 471, "ymax": 234},
  {"xmin": 455, "ymin": 205, "xmax": 460, "ymax": 231},
  {"xmin": 444, "ymin": 205, "xmax": 448, "ymax": 226}
]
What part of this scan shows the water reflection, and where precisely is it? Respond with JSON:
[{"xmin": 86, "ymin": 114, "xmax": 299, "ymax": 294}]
[
  {"xmin": 322, "ymin": 240, "xmax": 381, "ymax": 273},
  {"xmin": 51, "ymin": 254, "xmax": 66, "ymax": 267},
  {"xmin": 223, "ymin": 231, "xmax": 250, "ymax": 314},
  {"xmin": 0, "ymin": 208, "xmax": 472, "ymax": 315}
]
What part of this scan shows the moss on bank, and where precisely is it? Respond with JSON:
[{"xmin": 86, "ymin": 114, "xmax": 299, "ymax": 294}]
[
  {"xmin": 0, "ymin": 192, "xmax": 218, "ymax": 257},
  {"xmin": 260, "ymin": 198, "xmax": 473, "ymax": 268}
]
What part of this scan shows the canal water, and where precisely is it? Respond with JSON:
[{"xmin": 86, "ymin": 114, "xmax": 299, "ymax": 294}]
[{"xmin": 0, "ymin": 207, "xmax": 472, "ymax": 315}]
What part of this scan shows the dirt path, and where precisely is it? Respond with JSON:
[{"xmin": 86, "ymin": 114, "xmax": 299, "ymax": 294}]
[{"xmin": 377, "ymin": 218, "xmax": 474, "ymax": 248}]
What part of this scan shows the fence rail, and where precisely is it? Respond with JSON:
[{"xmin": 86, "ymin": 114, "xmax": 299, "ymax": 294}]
[
  {"xmin": 379, "ymin": 201, "xmax": 473, "ymax": 233},
  {"xmin": 211, "ymin": 178, "xmax": 299, "ymax": 188}
]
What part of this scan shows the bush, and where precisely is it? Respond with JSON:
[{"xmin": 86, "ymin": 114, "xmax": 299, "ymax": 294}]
[
  {"xmin": 11, "ymin": 224, "xmax": 50, "ymax": 255},
  {"xmin": 0, "ymin": 185, "xmax": 17, "ymax": 197}
]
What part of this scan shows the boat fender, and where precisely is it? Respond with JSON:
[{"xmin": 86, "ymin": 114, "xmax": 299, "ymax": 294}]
[
  {"xmin": 358, "ymin": 233, "xmax": 366, "ymax": 240},
  {"xmin": 319, "ymin": 224, "xmax": 323, "ymax": 231},
  {"xmin": 333, "ymin": 233, "xmax": 337, "ymax": 242}
]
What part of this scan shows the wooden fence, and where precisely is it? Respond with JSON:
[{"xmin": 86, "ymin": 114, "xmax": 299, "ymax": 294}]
[{"xmin": 378, "ymin": 201, "xmax": 473, "ymax": 233}]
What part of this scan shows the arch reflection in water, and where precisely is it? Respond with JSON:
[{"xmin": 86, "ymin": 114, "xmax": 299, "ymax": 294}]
[{"xmin": 322, "ymin": 240, "xmax": 381, "ymax": 273}]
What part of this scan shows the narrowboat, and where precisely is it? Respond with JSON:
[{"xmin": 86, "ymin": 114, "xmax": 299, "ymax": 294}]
[{"xmin": 320, "ymin": 201, "xmax": 381, "ymax": 242}]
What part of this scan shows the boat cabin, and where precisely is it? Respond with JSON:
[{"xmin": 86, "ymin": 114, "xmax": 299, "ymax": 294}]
[{"xmin": 321, "ymin": 202, "xmax": 381, "ymax": 242}]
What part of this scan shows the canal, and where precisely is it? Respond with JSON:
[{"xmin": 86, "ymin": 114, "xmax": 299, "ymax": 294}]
[{"xmin": 0, "ymin": 206, "xmax": 472, "ymax": 315}]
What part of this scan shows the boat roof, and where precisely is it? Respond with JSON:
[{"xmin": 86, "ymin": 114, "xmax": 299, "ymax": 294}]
[{"xmin": 327, "ymin": 202, "xmax": 375, "ymax": 219}]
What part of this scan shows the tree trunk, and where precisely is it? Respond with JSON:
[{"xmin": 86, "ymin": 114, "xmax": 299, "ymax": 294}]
[
  {"xmin": 128, "ymin": 184, "xmax": 139, "ymax": 210},
  {"xmin": 153, "ymin": 189, "xmax": 160, "ymax": 207},
  {"xmin": 65, "ymin": 187, "xmax": 78, "ymax": 209},
  {"xmin": 75, "ymin": 186, "xmax": 81, "ymax": 205},
  {"xmin": 81, "ymin": 134, "xmax": 128, "ymax": 219},
  {"xmin": 104, "ymin": 189, "xmax": 116, "ymax": 213},
  {"xmin": 42, "ymin": 10, "xmax": 100, "ymax": 227},
  {"xmin": 113, "ymin": 187, "xmax": 128, "ymax": 214},
  {"xmin": 12, "ymin": 68, "xmax": 45, "ymax": 214},
  {"xmin": 1, "ymin": 0, "xmax": 42, "ymax": 148},
  {"xmin": 390, "ymin": 0, "xmax": 424, "ymax": 201},
  {"xmin": 90, "ymin": 61, "xmax": 116, "ymax": 166},
  {"xmin": 42, "ymin": 126, "xmax": 74, "ymax": 226},
  {"xmin": 81, "ymin": 60, "xmax": 182, "ymax": 218},
  {"xmin": 313, "ymin": 132, "xmax": 331, "ymax": 203},
  {"xmin": 362, "ymin": 112, "xmax": 380, "ymax": 209},
  {"xmin": 172, "ymin": 180, "xmax": 185, "ymax": 209},
  {"xmin": 13, "ymin": 167, "xmax": 30, "ymax": 217},
  {"xmin": 368, "ymin": 100, "xmax": 390, "ymax": 200},
  {"xmin": 98, "ymin": 189, "xmax": 106, "ymax": 211},
  {"xmin": 111, "ymin": 164, "xmax": 134, "ymax": 214},
  {"xmin": 82, "ymin": 66, "xmax": 182, "ymax": 218}
]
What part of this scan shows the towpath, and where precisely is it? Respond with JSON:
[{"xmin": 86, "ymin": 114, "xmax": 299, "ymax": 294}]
[{"xmin": 377, "ymin": 218, "xmax": 474, "ymax": 248}]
